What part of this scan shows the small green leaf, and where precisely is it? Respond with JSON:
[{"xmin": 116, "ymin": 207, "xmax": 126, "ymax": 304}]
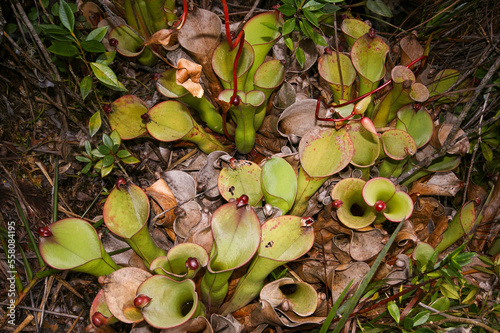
[
  {"xmin": 403, "ymin": 317, "xmax": 414, "ymax": 331},
  {"xmin": 80, "ymin": 75, "xmax": 92, "ymax": 101},
  {"xmin": 81, "ymin": 40, "xmax": 106, "ymax": 53},
  {"xmin": 102, "ymin": 134, "xmax": 113, "ymax": 148},
  {"xmin": 51, "ymin": 3, "xmax": 60, "ymax": 16},
  {"xmin": 116, "ymin": 150, "xmax": 131, "ymax": 158},
  {"xmin": 323, "ymin": 4, "xmax": 341, "ymax": 14},
  {"xmin": 90, "ymin": 62, "xmax": 127, "ymax": 92},
  {"xmin": 59, "ymin": 0, "xmax": 75, "ymax": 32},
  {"xmin": 48, "ymin": 42, "xmax": 79, "ymax": 57},
  {"xmin": 102, "ymin": 154, "xmax": 115, "ymax": 168},
  {"xmin": 121, "ymin": 156, "xmax": 140, "ymax": 164},
  {"xmin": 85, "ymin": 141, "xmax": 92, "ymax": 155},
  {"xmin": 86, "ymin": 26, "xmax": 108, "ymax": 42},
  {"xmin": 94, "ymin": 159, "xmax": 102, "ymax": 170},
  {"xmin": 97, "ymin": 145, "xmax": 111, "ymax": 155},
  {"xmin": 310, "ymin": 30, "xmax": 327, "ymax": 46},
  {"xmin": 440, "ymin": 283, "xmax": 460, "ymax": 299},
  {"xmin": 260, "ymin": 22, "xmax": 280, "ymax": 31},
  {"xmin": 413, "ymin": 311, "xmax": 430, "ymax": 327},
  {"xmin": 387, "ymin": 301, "xmax": 400, "ymax": 324},
  {"xmin": 454, "ymin": 252, "xmax": 476, "ymax": 267},
  {"xmin": 302, "ymin": 0, "xmax": 325, "ymax": 11},
  {"xmin": 462, "ymin": 287, "xmax": 478, "ymax": 304},
  {"xmin": 101, "ymin": 163, "xmax": 114, "ymax": 177},
  {"xmin": 40, "ymin": 24, "xmax": 69, "ymax": 35},
  {"xmin": 112, "ymin": 144, "xmax": 119, "ymax": 154},
  {"xmin": 76, "ymin": 155, "xmax": 91, "ymax": 163},
  {"xmin": 303, "ymin": 9, "xmax": 319, "ymax": 28},
  {"xmin": 282, "ymin": 18, "xmax": 296, "ymax": 35},
  {"xmin": 110, "ymin": 130, "xmax": 121, "ymax": 146},
  {"xmin": 96, "ymin": 51, "xmax": 116, "ymax": 66},
  {"xmin": 296, "ymin": 46, "xmax": 305, "ymax": 68},
  {"xmin": 82, "ymin": 163, "xmax": 92, "ymax": 174},
  {"xmin": 278, "ymin": 4, "xmax": 297, "ymax": 16},
  {"xmin": 284, "ymin": 36, "xmax": 294, "ymax": 51},
  {"xmin": 481, "ymin": 142, "xmax": 493, "ymax": 161},
  {"xmin": 478, "ymin": 255, "xmax": 494, "ymax": 266},
  {"xmin": 366, "ymin": 0, "xmax": 393, "ymax": 17},
  {"xmin": 89, "ymin": 111, "xmax": 102, "ymax": 137}
]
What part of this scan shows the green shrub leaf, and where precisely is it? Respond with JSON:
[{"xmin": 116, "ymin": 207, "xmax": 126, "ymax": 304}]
[
  {"xmin": 90, "ymin": 62, "xmax": 126, "ymax": 91},
  {"xmin": 81, "ymin": 40, "xmax": 106, "ymax": 53},
  {"xmin": 96, "ymin": 51, "xmax": 116, "ymax": 66},
  {"xmin": 89, "ymin": 111, "xmax": 102, "ymax": 137},
  {"xmin": 387, "ymin": 301, "xmax": 400, "ymax": 324},
  {"xmin": 366, "ymin": 0, "xmax": 393, "ymax": 17},
  {"xmin": 48, "ymin": 42, "xmax": 79, "ymax": 57},
  {"xmin": 86, "ymin": 26, "xmax": 108, "ymax": 42},
  {"xmin": 80, "ymin": 75, "xmax": 92, "ymax": 101},
  {"xmin": 59, "ymin": 0, "xmax": 75, "ymax": 32}
]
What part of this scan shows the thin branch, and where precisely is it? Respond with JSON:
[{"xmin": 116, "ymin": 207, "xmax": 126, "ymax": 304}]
[{"xmin": 462, "ymin": 87, "xmax": 490, "ymax": 204}]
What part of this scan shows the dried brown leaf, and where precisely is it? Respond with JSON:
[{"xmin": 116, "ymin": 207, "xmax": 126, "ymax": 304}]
[
  {"xmin": 176, "ymin": 59, "xmax": 204, "ymax": 98},
  {"xmin": 146, "ymin": 179, "xmax": 177, "ymax": 227}
]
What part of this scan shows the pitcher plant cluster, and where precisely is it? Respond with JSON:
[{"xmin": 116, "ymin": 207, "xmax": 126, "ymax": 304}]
[{"xmin": 36, "ymin": 0, "xmax": 483, "ymax": 330}]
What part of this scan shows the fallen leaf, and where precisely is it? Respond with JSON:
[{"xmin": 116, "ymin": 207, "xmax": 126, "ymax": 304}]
[
  {"xmin": 144, "ymin": 29, "xmax": 175, "ymax": 47},
  {"xmin": 176, "ymin": 58, "xmax": 204, "ymax": 98},
  {"xmin": 146, "ymin": 179, "xmax": 177, "ymax": 227}
]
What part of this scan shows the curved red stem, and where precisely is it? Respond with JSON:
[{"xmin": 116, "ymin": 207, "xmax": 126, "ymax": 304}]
[
  {"xmin": 172, "ymin": 0, "xmax": 188, "ymax": 30},
  {"xmin": 315, "ymin": 55, "xmax": 429, "ymax": 122},
  {"xmin": 220, "ymin": 0, "xmax": 246, "ymax": 140}
]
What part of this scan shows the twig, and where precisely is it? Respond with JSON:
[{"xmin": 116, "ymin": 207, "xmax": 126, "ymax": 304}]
[
  {"xmin": 235, "ymin": 0, "xmax": 261, "ymax": 34},
  {"xmin": 462, "ymin": 87, "xmax": 490, "ymax": 204},
  {"xmin": 432, "ymin": 318, "xmax": 499, "ymax": 333},
  {"xmin": 0, "ymin": 303, "xmax": 84, "ymax": 320},
  {"xmin": 152, "ymin": 183, "xmax": 218, "ymax": 223}
]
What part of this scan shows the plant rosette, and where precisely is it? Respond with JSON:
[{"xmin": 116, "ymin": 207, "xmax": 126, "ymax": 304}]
[{"xmin": 362, "ymin": 177, "xmax": 414, "ymax": 222}]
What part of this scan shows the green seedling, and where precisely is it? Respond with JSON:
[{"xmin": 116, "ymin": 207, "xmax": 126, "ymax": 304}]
[{"xmin": 77, "ymin": 130, "xmax": 139, "ymax": 177}]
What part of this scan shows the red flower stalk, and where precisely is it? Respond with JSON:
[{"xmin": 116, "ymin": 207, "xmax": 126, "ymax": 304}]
[
  {"xmin": 172, "ymin": 0, "xmax": 189, "ymax": 30},
  {"xmin": 315, "ymin": 55, "xmax": 429, "ymax": 122}
]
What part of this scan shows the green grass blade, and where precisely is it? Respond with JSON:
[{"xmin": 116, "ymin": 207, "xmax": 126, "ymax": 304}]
[
  {"xmin": 319, "ymin": 279, "xmax": 354, "ymax": 333},
  {"xmin": 52, "ymin": 157, "xmax": 59, "ymax": 222},
  {"xmin": 15, "ymin": 198, "xmax": 45, "ymax": 267},
  {"xmin": 331, "ymin": 219, "xmax": 406, "ymax": 333}
]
